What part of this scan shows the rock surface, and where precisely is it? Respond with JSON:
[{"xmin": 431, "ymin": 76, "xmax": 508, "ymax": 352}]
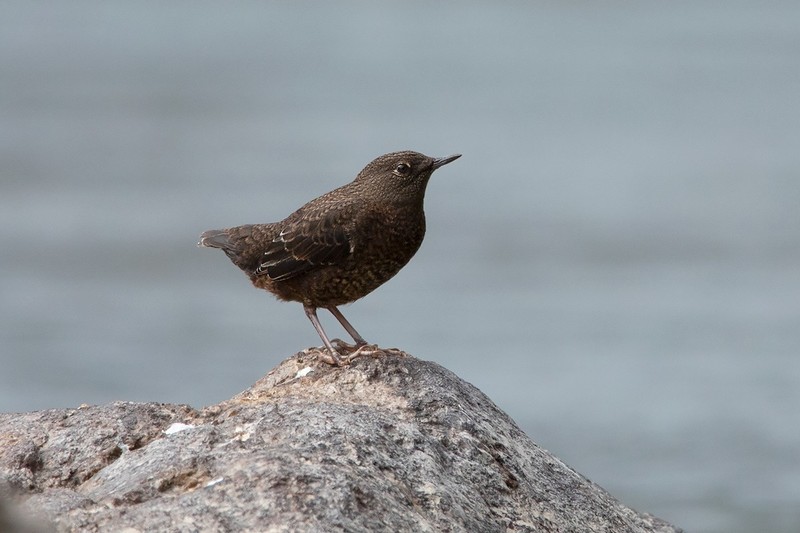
[{"xmin": 0, "ymin": 351, "xmax": 681, "ymax": 532}]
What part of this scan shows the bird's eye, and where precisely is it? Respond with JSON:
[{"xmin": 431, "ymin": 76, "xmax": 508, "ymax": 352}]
[{"xmin": 393, "ymin": 162, "xmax": 411, "ymax": 176}]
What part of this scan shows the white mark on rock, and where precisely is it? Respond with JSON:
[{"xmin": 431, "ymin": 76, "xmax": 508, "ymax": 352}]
[
  {"xmin": 164, "ymin": 422, "xmax": 195, "ymax": 435},
  {"xmin": 295, "ymin": 366, "xmax": 314, "ymax": 379}
]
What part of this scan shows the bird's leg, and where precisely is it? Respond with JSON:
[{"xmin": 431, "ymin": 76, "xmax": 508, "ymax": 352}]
[
  {"xmin": 303, "ymin": 305, "xmax": 343, "ymax": 366},
  {"xmin": 326, "ymin": 306, "xmax": 368, "ymax": 350},
  {"xmin": 326, "ymin": 306, "xmax": 391, "ymax": 362}
]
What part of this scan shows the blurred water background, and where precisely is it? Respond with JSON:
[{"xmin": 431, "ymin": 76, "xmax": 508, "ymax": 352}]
[{"xmin": 2, "ymin": 2, "xmax": 799, "ymax": 531}]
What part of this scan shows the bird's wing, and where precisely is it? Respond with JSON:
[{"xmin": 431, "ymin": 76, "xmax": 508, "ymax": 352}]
[{"xmin": 255, "ymin": 204, "xmax": 355, "ymax": 281}]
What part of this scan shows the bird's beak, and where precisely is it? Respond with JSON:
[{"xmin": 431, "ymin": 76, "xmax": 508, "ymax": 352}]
[{"xmin": 432, "ymin": 154, "xmax": 462, "ymax": 170}]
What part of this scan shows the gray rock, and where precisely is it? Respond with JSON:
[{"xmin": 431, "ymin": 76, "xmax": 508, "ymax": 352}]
[{"xmin": 0, "ymin": 352, "xmax": 681, "ymax": 532}]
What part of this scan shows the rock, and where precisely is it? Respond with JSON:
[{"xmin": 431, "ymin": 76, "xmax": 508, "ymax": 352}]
[{"xmin": 0, "ymin": 351, "xmax": 681, "ymax": 532}]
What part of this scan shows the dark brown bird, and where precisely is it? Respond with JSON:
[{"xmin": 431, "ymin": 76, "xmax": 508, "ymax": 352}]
[{"xmin": 199, "ymin": 150, "xmax": 461, "ymax": 365}]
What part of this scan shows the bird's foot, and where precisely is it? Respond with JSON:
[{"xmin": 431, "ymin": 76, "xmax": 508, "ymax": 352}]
[
  {"xmin": 319, "ymin": 350, "xmax": 344, "ymax": 366},
  {"xmin": 331, "ymin": 338, "xmax": 361, "ymax": 354},
  {"xmin": 330, "ymin": 339, "xmax": 382, "ymax": 361},
  {"xmin": 308, "ymin": 340, "xmax": 408, "ymax": 366},
  {"xmin": 343, "ymin": 344, "xmax": 408, "ymax": 363},
  {"xmin": 305, "ymin": 346, "xmax": 345, "ymax": 366}
]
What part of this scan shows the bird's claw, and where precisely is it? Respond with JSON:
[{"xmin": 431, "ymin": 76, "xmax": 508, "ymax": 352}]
[
  {"xmin": 308, "ymin": 340, "xmax": 408, "ymax": 366},
  {"xmin": 343, "ymin": 344, "xmax": 408, "ymax": 363},
  {"xmin": 331, "ymin": 338, "xmax": 360, "ymax": 353},
  {"xmin": 318, "ymin": 350, "xmax": 344, "ymax": 366}
]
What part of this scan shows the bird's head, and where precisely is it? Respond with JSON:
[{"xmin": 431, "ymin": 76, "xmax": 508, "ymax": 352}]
[{"xmin": 353, "ymin": 151, "xmax": 461, "ymax": 204}]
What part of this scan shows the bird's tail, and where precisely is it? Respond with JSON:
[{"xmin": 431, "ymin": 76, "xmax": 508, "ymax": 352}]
[
  {"xmin": 198, "ymin": 226, "xmax": 259, "ymax": 274},
  {"xmin": 198, "ymin": 229, "xmax": 232, "ymax": 249}
]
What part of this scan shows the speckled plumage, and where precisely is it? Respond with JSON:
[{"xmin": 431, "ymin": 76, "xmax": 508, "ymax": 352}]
[{"xmin": 199, "ymin": 150, "xmax": 460, "ymax": 364}]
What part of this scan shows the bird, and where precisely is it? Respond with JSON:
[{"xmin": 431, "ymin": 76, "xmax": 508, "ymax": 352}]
[{"xmin": 198, "ymin": 150, "xmax": 461, "ymax": 365}]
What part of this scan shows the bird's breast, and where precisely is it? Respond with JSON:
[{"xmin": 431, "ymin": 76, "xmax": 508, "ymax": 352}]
[{"xmin": 353, "ymin": 206, "xmax": 425, "ymax": 266}]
